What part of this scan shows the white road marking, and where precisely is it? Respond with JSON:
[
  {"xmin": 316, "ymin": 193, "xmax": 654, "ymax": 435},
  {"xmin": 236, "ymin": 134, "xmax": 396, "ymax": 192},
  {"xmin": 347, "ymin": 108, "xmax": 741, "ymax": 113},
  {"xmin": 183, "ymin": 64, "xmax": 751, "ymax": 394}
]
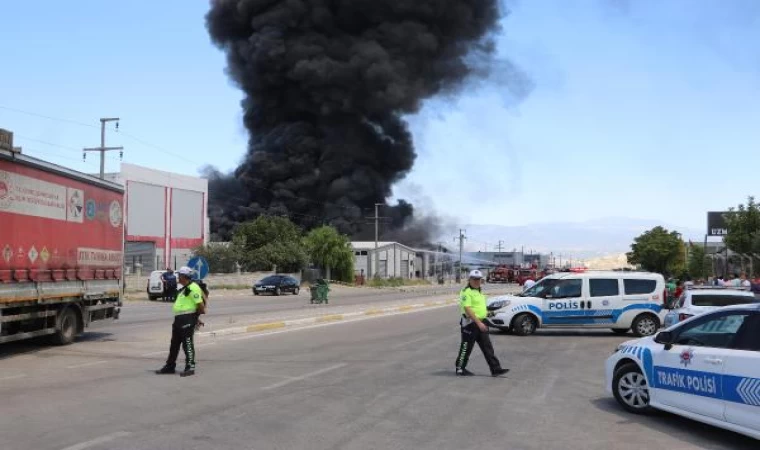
[
  {"xmin": 230, "ymin": 303, "xmax": 454, "ymax": 342},
  {"xmin": 59, "ymin": 431, "xmax": 131, "ymax": 450},
  {"xmin": 0, "ymin": 374, "xmax": 26, "ymax": 382},
  {"xmin": 261, "ymin": 363, "xmax": 347, "ymax": 391},
  {"xmin": 535, "ymin": 370, "xmax": 561, "ymax": 403},
  {"xmin": 391, "ymin": 336, "xmax": 429, "ymax": 349},
  {"xmin": 66, "ymin": 360, "xmax": 107, "ymax": 369}
]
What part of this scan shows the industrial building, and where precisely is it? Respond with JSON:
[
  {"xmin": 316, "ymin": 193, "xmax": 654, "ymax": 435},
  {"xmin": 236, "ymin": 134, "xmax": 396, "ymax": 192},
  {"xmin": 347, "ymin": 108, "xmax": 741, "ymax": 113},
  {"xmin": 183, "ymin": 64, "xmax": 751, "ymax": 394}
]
[
  {"xmin": 103, "ymin": 163, "xmax": 209, "ymax": 273},
  {"xmin": 351, "ymin": 241, "xmax": 423, "ymax": 279},
  {"xmin": 462, "ymin": 251, "xmax": 550, "ymax": 268}
]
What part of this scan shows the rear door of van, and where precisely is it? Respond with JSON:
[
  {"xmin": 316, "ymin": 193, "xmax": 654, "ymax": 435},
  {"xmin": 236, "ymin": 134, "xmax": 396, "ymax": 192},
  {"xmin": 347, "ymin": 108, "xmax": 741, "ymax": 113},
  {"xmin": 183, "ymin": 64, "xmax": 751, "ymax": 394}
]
[{"xmin": 618, "ymin": 277, "xmax": 662, "ymax": 326}]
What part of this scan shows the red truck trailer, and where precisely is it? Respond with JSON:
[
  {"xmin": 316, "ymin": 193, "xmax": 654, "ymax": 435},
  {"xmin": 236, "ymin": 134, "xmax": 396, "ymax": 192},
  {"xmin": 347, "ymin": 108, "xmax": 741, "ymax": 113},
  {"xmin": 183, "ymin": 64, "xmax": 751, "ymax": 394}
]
[{"xmin": 0, "ymin": 139, "xmax": 123, "ymax": 345}]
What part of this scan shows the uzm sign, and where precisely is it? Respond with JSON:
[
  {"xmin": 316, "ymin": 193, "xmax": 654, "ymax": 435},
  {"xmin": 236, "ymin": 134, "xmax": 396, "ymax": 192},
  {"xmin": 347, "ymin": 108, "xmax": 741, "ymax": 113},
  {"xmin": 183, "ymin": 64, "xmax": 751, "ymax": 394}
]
[{"xmin": 707, "ymin": 211, "xmax": 729, "ymax": 236}]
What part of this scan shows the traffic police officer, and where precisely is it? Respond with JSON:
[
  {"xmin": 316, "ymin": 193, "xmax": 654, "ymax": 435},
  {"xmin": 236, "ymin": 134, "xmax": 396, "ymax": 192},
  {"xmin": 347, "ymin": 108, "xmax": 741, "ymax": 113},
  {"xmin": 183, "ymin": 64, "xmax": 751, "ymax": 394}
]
[
  {"xmin": 156, "ymin": 266, "xmax": 206, "ymax": 377},
  {"xmin": 455, "ymin": 270, "xmax": 509, "ymax": 377}
]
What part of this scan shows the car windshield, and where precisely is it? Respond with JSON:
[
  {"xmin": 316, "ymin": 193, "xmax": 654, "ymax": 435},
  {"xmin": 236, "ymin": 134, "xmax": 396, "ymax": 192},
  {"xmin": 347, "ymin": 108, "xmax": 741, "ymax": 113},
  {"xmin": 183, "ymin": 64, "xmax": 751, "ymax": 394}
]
[
  {"xmin": 521, "ymin": 278, "xmax": 560, "ymax": 297},
  {"xmin": 259, "ymin": 276, "xmax": 281, "ymax": 284},
  {"xmin": 691, "ymin": 294, "xmax": 756, "ymax": 307}
]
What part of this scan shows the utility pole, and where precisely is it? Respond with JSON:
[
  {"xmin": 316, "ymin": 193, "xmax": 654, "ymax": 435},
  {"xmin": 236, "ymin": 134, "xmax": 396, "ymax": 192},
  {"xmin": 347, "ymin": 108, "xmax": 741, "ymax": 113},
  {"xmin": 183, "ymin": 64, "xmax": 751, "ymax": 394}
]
[
  {"xmin": 456, "ymin": 229, "xmax": 466, "ymax": 283},
  {"xmin": 83, "ymin": 117, "xmax": 123, "ymax": 179},
  {"xmin": 368, "ymin": 203, "xmax": 386, "ymax": 279},
  {"xmin": 496, "ymin": 240, "xmax": 504, "ymax": 253},
  {"xmin": 437, "ymin": 241, "xmax": 444, "ymax": 282}
]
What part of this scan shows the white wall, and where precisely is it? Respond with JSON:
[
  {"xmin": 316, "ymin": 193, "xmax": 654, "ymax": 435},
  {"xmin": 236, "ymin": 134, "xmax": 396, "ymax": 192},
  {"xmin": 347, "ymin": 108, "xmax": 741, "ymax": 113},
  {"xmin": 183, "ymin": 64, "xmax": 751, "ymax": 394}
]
[{"xmin": 371, "ymin": 244, "xmax": 415, "ymax": 278}]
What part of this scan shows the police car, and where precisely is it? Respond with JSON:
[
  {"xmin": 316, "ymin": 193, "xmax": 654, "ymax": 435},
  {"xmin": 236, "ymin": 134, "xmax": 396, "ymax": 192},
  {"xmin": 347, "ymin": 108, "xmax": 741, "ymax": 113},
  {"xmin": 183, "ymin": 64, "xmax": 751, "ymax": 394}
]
[
  {"xmin": 606, "ymin": 304, "xmax": 760, "ymax": 440},
  {"xmin": 662, "ymin": 286, "xmax": 757, "ymax": 328},
  {"xmin": 485, "ymin": 271, "xmax": 666, "ymax": 336}
]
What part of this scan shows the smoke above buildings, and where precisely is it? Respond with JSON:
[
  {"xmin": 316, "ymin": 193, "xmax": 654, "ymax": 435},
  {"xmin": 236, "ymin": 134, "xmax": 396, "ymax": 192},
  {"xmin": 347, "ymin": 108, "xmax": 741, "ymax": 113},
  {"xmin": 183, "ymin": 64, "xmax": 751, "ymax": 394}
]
[{"xmin": 205, "ymin": 0, "xmax": 511, "ymax": 246}]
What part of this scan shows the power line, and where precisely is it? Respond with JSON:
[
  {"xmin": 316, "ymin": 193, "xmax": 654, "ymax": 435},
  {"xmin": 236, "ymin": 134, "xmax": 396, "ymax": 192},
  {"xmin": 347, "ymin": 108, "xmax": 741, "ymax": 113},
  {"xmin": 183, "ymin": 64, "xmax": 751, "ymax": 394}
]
[
  {"xmin": 116, "ymin": 129, "xmax": 187, "ymax": 161},
  {"xmin": 0, "ymin": 104, "xmax": 415, "ymax": 216},
  {"xmin": 15, "ymin": 134, "xmax": 81, "ymax": 152},
  {"xmin": 20, "ymin": 146, "xmax": 100, "ymax": 168},
  {"xmin": 0, "ymin": 105, "xmax": 98, "ymax": 129},
  {"xmin": 0, "ymin": 104, "xmax": 189, "ymax": 162}
]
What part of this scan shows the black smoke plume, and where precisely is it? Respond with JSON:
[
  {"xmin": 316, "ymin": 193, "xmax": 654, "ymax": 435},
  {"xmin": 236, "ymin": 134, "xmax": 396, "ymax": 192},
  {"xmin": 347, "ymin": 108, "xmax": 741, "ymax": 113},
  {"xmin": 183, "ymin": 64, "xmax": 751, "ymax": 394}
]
[{"xmin": 205, "ymin": 0, "xmax": 506, "ymax": 245}]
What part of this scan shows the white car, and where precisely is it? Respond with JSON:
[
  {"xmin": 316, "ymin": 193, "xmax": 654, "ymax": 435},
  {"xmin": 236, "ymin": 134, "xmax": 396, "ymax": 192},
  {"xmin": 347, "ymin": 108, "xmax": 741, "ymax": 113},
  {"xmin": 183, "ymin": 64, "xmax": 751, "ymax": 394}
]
[
  {"xmin": 663, "ymin": 286, "xmax": 757, "ymax": 328},
  {"xmin": 605, "ymin": 304, "xmax": 760, "ymax": 440},
  {"xmin": 146, "ymin": 270, "xmax": 166, "ymax": 300},
  {"xmin": 486, "ymin": 271, "xmax": 666, "ymax": 337}
]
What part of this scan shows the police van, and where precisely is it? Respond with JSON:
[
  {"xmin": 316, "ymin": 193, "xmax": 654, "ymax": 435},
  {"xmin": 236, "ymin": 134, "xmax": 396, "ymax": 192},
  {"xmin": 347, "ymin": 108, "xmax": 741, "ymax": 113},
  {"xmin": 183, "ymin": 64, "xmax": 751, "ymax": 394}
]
[
  {"xmin": 606, "ymin": 304, "xmax": 760, "ymax": 440},
  {"xmin": 486, "ymin": 271, "xmax": 666, "ymax": 336}
]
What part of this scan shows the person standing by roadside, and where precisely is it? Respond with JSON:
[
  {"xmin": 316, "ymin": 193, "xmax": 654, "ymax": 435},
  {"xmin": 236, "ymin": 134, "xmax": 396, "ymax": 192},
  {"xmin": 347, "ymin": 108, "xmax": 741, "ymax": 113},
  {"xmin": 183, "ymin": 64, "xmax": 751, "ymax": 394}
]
[
  {"xmin": 156, "ymin": 267, "xmax": 206, "ymax": 377},
  {"xmin": 455, "ymin": 270, "xmax": 509, "ymax": 377},
  {"xmin": 161, "ymin": 268, "xmax": 178, "ymax": 302}
]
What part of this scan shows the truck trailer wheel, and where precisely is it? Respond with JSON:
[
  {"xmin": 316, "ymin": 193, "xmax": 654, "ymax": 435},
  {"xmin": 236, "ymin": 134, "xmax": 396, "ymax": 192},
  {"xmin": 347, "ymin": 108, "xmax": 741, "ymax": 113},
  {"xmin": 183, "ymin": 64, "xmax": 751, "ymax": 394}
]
[{"xmin": 51, "ymin": 307, "xmax": 79, "ymax": 345}]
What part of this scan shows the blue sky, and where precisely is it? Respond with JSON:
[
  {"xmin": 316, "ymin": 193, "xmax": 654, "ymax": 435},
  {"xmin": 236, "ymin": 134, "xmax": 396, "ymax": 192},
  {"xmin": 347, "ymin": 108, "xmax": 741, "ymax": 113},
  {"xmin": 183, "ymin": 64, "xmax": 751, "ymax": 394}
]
[{"xmin": 1, "ymin": 0, "xmax": 759, "ymax": 232}]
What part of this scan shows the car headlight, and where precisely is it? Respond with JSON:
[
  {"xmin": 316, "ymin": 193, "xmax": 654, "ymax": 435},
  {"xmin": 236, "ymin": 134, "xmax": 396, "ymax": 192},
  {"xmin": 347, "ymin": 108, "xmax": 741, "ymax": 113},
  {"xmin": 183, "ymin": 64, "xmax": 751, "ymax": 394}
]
[{"xmin": 487, "ymin": 299, "xmax": 511, "ymax": 310}]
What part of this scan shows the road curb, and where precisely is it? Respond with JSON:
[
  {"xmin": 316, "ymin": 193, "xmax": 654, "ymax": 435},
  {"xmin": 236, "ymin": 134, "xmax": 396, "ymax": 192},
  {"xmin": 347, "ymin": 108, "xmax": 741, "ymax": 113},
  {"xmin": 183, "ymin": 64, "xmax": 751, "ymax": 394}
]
[{"xmin": 197, "ymin": 299, "xmax": 459, "ymax": 338}]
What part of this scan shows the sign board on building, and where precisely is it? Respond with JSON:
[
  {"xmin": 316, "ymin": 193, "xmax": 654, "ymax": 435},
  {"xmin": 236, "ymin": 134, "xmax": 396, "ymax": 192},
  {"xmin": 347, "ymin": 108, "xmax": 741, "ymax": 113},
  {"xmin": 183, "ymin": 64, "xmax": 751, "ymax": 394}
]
[
  {"xmin": 707, "ymin": 211, "xmax": 729, "ymax": 236},
  {"xmin": 0, "ymin": 129, "xmax": 14, "ymax": 152}
]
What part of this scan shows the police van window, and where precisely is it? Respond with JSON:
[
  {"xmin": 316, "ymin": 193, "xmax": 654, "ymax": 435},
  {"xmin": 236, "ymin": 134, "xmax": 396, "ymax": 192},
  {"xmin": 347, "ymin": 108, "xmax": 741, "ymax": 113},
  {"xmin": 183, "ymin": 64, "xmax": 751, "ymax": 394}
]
[
  {"xmin": 674, "ymin": 313, "xmax": 750, "ymax": 349},
  {"xmin": 589, "ymin": 279, "xmax": 619, "ymax": 297},
  {"xmin": 623, "ymin": 279, "xmax": 656, "ymax": 295},
  {"xmin": 523, "ymin": 278, "xmax": 557, "ymax": 297},
  {"xmin": 549, "ymin": 279, "xmax": 582, "ymax": 299}
]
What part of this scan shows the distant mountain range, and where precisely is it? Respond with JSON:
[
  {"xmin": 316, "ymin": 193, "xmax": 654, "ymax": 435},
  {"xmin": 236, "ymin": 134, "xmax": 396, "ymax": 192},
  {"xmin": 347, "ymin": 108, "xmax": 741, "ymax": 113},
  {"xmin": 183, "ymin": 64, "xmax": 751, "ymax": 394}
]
[{"xmin": 462, "ymin": 217, "xmax": 704, "ymax": 259}]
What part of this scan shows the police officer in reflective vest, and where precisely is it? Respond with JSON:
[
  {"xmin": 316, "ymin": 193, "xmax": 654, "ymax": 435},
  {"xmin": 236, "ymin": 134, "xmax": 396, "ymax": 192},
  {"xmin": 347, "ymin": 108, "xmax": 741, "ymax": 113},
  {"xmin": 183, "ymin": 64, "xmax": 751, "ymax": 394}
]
[
  {"xmin": 455, "ymin": 270, "xmax": 509, "ymax": 377},
  {"xmin": 156, "ymin": 266, "xmax": 206, "ymax": 377}
]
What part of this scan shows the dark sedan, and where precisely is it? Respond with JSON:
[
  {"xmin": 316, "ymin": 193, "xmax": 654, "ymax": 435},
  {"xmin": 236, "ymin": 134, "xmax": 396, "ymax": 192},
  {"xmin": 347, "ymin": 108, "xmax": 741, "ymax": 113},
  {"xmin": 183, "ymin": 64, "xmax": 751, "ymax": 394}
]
[{"xmin": 253, "ymin": 275, "xmax": 300, "ymax": 296}]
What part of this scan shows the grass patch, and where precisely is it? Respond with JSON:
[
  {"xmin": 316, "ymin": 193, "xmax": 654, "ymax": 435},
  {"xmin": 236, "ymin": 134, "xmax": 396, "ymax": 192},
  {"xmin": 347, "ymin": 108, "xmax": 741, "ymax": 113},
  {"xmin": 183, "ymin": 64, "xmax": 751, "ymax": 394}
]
[
  {"xmin": 208, "ymin": 284, "xmax": 251, "ymax": 290},
  {"xmin": 368, "ymin": 278, "xmax": 432, "ymax": 288}
]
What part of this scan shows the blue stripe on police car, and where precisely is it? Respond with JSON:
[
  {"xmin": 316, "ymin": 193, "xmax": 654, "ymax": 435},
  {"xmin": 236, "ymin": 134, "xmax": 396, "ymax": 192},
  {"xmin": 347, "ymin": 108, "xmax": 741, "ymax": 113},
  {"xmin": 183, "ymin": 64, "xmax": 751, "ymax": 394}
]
[
  {"xmin": 651, "ymin": 366, "xmax": 721, "ymax": 399},
  {"xmin": 724, "ymin": 376, "xmax": 760, "ymax": 407}
]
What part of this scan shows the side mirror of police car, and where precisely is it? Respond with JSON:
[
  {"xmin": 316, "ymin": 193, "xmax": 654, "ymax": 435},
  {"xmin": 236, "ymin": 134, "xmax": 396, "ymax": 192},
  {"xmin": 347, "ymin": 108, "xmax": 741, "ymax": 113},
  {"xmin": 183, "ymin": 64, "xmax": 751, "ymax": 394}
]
[{"xmin": 654, "ymin": 331, "xmax": 674, "ymax": 350}]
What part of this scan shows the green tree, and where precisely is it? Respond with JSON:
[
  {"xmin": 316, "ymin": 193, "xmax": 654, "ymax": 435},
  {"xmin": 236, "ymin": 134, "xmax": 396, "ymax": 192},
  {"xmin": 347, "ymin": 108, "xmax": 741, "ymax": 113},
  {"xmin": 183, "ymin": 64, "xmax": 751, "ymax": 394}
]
[
  {"xmin": 626, "ymin": 226, "xmax": 685, "ymax": 276},
  {"xmin": 232, "ymin": 216, "xmax": 307, "ymax": 272},
  {"xmin": 686, "ymin": 243, "xmax": 709, "ymax": 280},
  {"xmin": 723, "ymin": 196, "xmax": 760, "ymax": 256},
  {"xmin": 191, "ymin": 243, "xmax": 240, "ymax": 274},
  {"xmin": 303, "ymin": 225, "xmax": 354, "ymax": 282}
]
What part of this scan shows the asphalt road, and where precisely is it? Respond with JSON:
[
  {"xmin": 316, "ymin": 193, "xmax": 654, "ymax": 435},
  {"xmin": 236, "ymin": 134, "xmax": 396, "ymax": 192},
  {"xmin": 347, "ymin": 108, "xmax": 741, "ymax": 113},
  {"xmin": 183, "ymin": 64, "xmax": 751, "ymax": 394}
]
[
  {"xmin": 114, "ymin": 284, "xmax": 517, "ymax": 331},
  {"xmin": 1, "ymin": 304, "xmax": 755, "ymax": 450}
]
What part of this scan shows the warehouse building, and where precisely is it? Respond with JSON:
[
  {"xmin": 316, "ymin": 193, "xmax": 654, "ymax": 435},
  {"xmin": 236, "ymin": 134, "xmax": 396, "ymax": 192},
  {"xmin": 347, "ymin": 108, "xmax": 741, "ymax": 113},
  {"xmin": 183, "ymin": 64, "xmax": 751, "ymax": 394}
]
[
  {"xmin": 351, "ymin": 241, "xmax": 418, "ymax": 279},
  {"xmin": 104, "ymin": 163, "xmax": 209, "ymax": 273}
]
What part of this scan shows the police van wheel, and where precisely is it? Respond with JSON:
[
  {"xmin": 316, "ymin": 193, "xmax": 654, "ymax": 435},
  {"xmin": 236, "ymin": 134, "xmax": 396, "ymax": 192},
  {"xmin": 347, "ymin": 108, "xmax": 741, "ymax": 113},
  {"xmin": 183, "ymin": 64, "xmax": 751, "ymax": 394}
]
[
  {"xmin": 632, "ymin": 314, "xmax": 659, "ymax": 337},
  {"xmin": 611, "ymin": 328, "xmax": 629, "ymax": 335},
  {"xmin": 612, "ymin": 363, "xmax": 652, "ymax": 414},
  {"xmin": 511, "ymin": 314, "xmax": 537, "ymax": 336}
]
